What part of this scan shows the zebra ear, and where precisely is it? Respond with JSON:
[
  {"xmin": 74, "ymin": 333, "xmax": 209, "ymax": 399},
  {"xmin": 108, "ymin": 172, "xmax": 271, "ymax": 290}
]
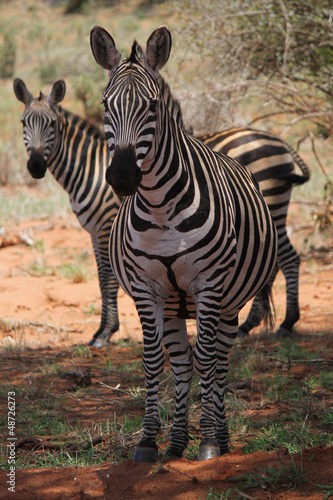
[
  {"xmin": 90, "ymin": 25, "xmax": 122, "ymax": 72},
  {"xmin": 13, "ymin": 78, "xmax": 33, "ymax": 105},
  {"xmin": 145, "ymin": 26, "xmax": 171, "ymax": 75},
  {"xmin": 49, "ymin": 80, "xmax": 66, "ymax": 107}
]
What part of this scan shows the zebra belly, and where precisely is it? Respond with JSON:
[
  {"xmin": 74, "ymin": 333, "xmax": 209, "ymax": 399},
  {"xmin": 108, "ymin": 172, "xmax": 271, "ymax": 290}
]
[
  {"xmin": 110, "ymin": 231, "xmax": 269, "ymax": 322},
  {"xmin": 109, "ymin": 194, "xmax": 276, "ymax": 323}
]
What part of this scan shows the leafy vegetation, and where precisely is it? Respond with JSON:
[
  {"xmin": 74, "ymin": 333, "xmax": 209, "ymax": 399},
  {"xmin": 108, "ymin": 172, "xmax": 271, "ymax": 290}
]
[{"xmin": 170, "ymin": 0, "xmax": 333, "ymax": 135}]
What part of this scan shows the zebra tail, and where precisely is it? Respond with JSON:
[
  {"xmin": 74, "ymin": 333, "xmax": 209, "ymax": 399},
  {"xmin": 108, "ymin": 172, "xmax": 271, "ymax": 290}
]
[
  {"xmin": 258, "ymin": 283, "xmax": 275, "ymax": 331},
  {"xmin": 282, "ymin": 142, "xmax": 311, "ymax": 185},
  {"xmin": 273, "ymin": 172, "xmax": 309, "ymax": 185}
]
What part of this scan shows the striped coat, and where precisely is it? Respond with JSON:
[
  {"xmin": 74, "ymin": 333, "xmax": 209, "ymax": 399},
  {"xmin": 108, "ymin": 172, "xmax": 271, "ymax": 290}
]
[
  {"xmin": 14, "ymin": 78, "xmax": 121, "ymax": 347},
  {"xmin": 90, "ymin": 25, "xmax": 277, "ymax": 462}
]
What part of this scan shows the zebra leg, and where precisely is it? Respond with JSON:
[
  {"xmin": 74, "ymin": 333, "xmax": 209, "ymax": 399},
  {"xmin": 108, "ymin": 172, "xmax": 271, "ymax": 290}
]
[
  {"xmin": 193, "ymin": 305, "xmax": 222, "ymax": 461},
  {"xmin": 238, "ymin": 264, "xmax": 278, "ymax": 337},
  {"xmin": 214, "ymin": 315, "xmax": 238, "ymax": 454},
  {"xmin": 133, "ymin": 304, "xmax": 165, "ymax": 463},
  {"xmin": 88, "ymin": 235, "xmax": 120, "ymax": 347},
  {"xmin": 276, "ymin": 242, "xmax": 301, "ymax": 337},
  {"xmin": 162, "ymin": 318, "xmax": 193, "ymax": 459}
]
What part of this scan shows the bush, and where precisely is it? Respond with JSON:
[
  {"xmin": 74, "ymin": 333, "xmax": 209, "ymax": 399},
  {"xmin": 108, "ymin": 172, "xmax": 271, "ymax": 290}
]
[{"xmin": 0, "ymin": 31, "xmax": 16, "ymax": 78}]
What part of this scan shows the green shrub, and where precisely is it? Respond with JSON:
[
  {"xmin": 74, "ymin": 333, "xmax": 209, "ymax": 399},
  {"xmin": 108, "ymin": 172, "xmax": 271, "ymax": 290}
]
[{"xmin": 0, "ymin": 31, "xmax": 16, "ymax": 78}]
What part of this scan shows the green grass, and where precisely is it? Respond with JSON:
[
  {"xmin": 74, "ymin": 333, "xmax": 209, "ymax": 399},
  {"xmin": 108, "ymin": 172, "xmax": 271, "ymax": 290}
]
[
  {"xmin": 122, "ymin": 415, "xmax": 143, "ymax": 434},
  {"xmin": 57, "ymin": 262, "xmax": 91, "ymax": 283},
  {"xmin": 0, "ymin": 184, "xmax": 71, "ymax": 223},
  {"xmin": 316, "ymin": 482, "xmax": 333, "ymax": 500},
  {"xmin": 72, "ymin": 345, "xmax": 92, "ymax": 358},
  {"xmin": 276, "ymin": 338, "xmax": 321, "ymax": 362},
  {"xmin": 83, "ymin": 303, "xmax": 100, "ymax": 316},
  {"xmin": 199, "ymin": 487, "xmax": 239, "ymax": 499},
  {"xmin": 241, "ymin": 418, "xmax": 328, "ymax": 455},
  {"xmin": 26, "ymin": 253, "xmax": 94, "ymax": 281},
  {"xmin": 229, "ymin": 454, "xmax": 306, "ymax": 493}
]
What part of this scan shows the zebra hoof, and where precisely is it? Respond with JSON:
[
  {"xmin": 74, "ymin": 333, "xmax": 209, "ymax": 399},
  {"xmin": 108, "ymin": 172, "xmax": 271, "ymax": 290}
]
[
  {"xmin": 275, "ymin": 327, "xmax": 292, "ymax": 338},
  {"xmin": 91, "ymin": 338, "xmax": 109, "ymax": 348},
  {"xmin": 198, "ymin": 441, "xmax": 220, "ymax": 461},
  {"xmin": 87, "ymin": 338, "xmax": 96, "ymax": 346},
  {"xmin": 133, "ymin": 444, "xmax": 158, "ymax": 463}
]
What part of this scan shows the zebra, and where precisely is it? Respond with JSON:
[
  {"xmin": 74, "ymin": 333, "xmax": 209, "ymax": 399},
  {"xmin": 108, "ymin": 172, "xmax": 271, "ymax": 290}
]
[
  {"xmin": 90, "ymin": 25, "xmax": 278, "ymax": 462},
  {"xmin": 13, "ymin": 78, "xmax": 122, "ymax": 348},
  {"xmin": 198, "ymin": 128, "xmax": 310, "ymax": 337}
]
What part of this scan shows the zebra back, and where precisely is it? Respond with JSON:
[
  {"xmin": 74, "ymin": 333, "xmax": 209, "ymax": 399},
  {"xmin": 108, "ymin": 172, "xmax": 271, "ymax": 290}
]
[{"xmin": 199, "ymin": 127, "xmax": 310, "ymax": 186}]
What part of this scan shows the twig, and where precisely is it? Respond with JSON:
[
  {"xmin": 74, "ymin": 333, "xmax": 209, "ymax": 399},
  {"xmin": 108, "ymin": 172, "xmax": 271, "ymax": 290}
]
[
  {"xmin": 309, "ymin": 131, "xmax": 329, "ymax": 177},
  {"xmin": 234, "ymin": 490, "xmax": 258, "ymax": 500},
  {"xmin": 0, "ymin": 317, "xmax": 79, "ymax": 333},
  {"xmin": 160, "ymin": 373, "xmax": 174, "ymax": 386},
  {"xmin": 289, "ymin": 201, "xmax": 329, "ymax": 206},
  {"xmin": 165, "ymin": 463, "xmax": 199, "ymax": 482},
  {"xmin": 267, "ymin": 356, "xmax": 332, "ymax": 365},
  {"xmin": 98, "ymin": 381, "xmax": 140, "ymax": 399},
  {"xmin": 65, "ymin": 434, "xmax": 103, "ymax": 452}
]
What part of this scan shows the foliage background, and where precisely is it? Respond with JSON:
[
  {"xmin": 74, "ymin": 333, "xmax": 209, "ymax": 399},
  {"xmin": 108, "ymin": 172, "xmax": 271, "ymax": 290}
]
[{"xmin": 0, "ymin": 0, "xmax": 332, "ymax": 221}]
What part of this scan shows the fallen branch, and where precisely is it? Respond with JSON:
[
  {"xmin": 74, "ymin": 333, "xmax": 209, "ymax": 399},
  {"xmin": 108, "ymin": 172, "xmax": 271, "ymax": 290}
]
[
  {"xmin": 267, "ymin": 356, "xmax": 333, "ymax": 365},
  {"xmin": 99, "ymin": 381, "xmax": 139, "ymax": 399},
  {"xmin": 164, "ymin": 463, "xmax": 199, "ymax": 482},
  {"xmin": 0, "ymin": 317, "xmax": 79, "ymax": 333},
  {"xmin": 16, "ymin": 434, "xmax": 106, "ymax": 454},
  {"xmin": 65, "ymin": 434, "xmax": 103, "ymax": 453}
]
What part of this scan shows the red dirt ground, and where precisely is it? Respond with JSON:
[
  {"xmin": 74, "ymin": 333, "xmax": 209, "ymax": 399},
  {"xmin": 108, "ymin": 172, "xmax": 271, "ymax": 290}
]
[{"xmin": 0, "ymin": 206, "xmax": 332, "ymax": 499}]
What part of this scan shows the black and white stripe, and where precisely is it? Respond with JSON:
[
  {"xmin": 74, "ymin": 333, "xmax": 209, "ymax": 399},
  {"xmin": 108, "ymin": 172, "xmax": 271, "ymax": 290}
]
[
  {"xmin": 91, "ymin": 26, "xmax": 277, "ymax": 462},
  {"xmin": 199, "ymin": 127, "xmax": 310, "ymax": 337},
  {"xmin": 14, "ymin": 78, "xmax": 121, "ymax": 347}
]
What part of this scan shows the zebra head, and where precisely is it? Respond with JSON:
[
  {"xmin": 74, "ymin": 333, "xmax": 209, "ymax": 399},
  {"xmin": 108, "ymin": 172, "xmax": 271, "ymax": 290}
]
[
  {"xmin": 90, "ymin": 25, "xmax": 171, "ymax": 196},
  {"xmin": 13, "ymin": 78, "xmax": 66, "ymax": 179}
]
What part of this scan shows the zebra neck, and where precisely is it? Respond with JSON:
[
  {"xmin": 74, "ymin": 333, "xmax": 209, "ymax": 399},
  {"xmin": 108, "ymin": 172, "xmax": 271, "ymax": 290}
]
[
  {"xmin": 48, "ymin": 108, "xmax": 107, "ymax": 195},
  {"xmin": 138, "ymin": 123, "xmax": 201, "ymax": 227}
]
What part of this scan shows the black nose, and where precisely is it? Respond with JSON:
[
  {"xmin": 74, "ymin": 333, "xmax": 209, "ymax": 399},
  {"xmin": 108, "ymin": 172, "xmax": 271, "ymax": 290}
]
[
  {"xmin": 27, "ymin": 151, "xmax": 47, "ymax": 179},
  {"xmin": 106, "ymin": 146, "xmax": 142, "ymax": 196}
]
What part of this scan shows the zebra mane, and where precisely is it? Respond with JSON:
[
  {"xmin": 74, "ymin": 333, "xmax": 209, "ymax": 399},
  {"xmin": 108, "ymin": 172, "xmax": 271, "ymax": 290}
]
[
  {"xmin": 125, "ymin": 42, "xmax": 187, "ymax": 132},
  {"xmin": 58, "ymin": 106, "xmax": 105, "ymax": 141},
  {"xmin": 128, "ymin": 40, "xmax": 144, "ymax": 63},
  {"xmin": 157, "ymin": 76, "xmax": 187, "ymax": 132}
]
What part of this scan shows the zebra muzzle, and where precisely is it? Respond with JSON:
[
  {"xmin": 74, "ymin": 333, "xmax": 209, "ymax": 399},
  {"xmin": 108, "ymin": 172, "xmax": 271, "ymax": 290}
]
[
  {"xmin": 106, "ymin": 145, "xmax": 142, "ymax": 196},
  {"xmin": 27, "ymin": 151, "xmax": 47, "ymax": 179}
]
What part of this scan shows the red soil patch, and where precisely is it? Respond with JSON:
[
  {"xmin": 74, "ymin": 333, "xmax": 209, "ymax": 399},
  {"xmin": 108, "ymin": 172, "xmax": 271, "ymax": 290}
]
[{"xmin": 0, "ymin": 445, "xmax": 332, "ymax": 500}]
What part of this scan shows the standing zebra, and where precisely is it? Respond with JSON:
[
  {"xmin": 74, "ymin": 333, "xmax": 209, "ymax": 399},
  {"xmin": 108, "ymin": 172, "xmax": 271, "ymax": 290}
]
[
  {"xmin": 90, "ymin": 25, "xmax": 277, "ymax": 461},
  {"xmin": 13, "ymin": 78, "xmax": 121, "ymax": 348},
  {"xmin": 199, "ymin": 128, "xmax": 310, "ymax": 337}
]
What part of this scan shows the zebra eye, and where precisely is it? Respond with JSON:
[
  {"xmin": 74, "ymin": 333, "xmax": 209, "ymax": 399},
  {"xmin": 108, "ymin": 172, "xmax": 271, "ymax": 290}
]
[{"xmin": 149, "ymin": 99, "xmax": 157, "ymax": 113}]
